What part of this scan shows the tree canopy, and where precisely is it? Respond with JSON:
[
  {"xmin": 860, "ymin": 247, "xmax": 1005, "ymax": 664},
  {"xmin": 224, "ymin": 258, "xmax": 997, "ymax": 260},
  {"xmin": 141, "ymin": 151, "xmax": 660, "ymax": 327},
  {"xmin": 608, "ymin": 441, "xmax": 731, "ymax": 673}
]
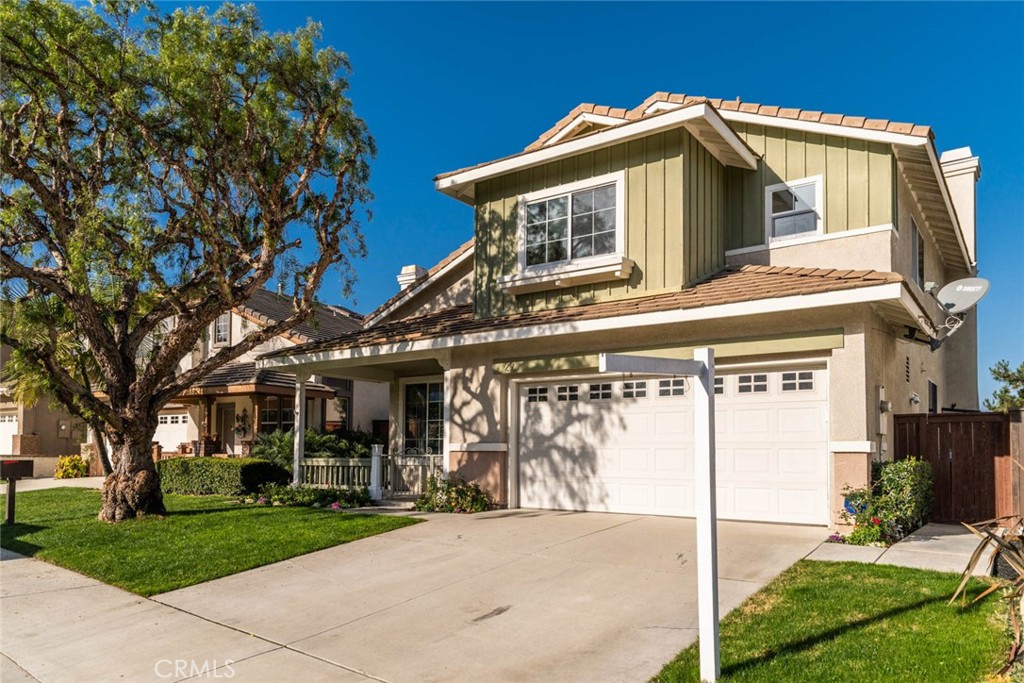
[
  {"xmin": 984, "ymin": 360, "xmax": 1024, "ymax": 413},
  {"xmin": 0, "ymin": 0, "xmax": 374, "ymax": 519}
]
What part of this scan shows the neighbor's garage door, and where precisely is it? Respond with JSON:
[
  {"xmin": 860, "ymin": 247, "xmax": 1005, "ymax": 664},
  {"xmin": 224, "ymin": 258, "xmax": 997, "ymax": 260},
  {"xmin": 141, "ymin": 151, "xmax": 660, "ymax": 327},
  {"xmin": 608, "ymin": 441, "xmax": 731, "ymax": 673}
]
[
  {"xmin": 155, "ymin": 412, "xmax": 190, "ymax": 452},
  {"xmin": 0, "ymin": 413, "xmax": 17, "ymax": 455},
  {"xmin": 518, "ymin": 367, "xmax": 829, "ymax": 525}
]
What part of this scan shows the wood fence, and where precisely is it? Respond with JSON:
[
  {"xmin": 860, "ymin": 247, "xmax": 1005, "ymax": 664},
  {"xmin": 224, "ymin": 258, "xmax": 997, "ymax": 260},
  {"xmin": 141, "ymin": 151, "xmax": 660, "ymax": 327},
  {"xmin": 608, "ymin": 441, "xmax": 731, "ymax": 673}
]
[{"xmin": 894, "ymin": 410, "xmax": 1022, "ymax": 523}]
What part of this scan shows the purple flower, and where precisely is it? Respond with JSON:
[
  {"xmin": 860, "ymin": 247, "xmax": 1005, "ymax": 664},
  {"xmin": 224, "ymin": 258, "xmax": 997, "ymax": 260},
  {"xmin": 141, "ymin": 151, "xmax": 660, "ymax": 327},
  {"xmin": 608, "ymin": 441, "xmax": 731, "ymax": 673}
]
[
  {"xmin": 827, "ymin": 533, "xmax": 845, "ymax": 544},
  {"xmin": 256, "ymin": 496, "xmax": 267, "ymax": 505},
  {"xmin": 330, "ymin": 501, "xmax": 341, "ymax": 510}
]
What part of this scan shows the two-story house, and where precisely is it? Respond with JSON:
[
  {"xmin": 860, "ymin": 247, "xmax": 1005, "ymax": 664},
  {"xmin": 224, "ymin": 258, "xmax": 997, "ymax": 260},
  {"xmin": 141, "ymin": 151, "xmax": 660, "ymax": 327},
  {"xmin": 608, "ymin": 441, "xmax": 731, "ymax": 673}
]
[
  {"xmin": 1, "ymin": 290, "xmax": 390, "ymax": 472},
  {"xmin": 261, "ymin": 92, "xmax": 982, "ymax": 527},
  {"xmin": 151, "ymin": 289, "xmax": 390, "ymax": 456}
]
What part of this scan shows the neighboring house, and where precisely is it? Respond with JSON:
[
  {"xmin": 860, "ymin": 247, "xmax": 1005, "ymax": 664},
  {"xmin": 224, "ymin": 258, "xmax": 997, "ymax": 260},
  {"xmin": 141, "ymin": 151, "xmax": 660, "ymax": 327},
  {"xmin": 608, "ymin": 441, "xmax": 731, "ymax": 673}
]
[
  {"xmin": 0, "ymin": 345, "xmax": 86, "ymax": 466},
  {"xmin": 260, "ymin": 92, "xmax": 982, "ymax": 526},
  {"xmin": 1, "ymin": 290, "xmax": 389, "ymax": 469},
  {"xmin": 152, "ymin": 289, "xmax": 389, "ymax": 456}
]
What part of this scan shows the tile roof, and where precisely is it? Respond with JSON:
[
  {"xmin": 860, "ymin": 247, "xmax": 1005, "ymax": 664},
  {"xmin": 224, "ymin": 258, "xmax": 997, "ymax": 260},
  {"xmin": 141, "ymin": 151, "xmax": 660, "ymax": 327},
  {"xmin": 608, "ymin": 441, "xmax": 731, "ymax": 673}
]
[
  {"xmin": 263, "ymin": 265, "xmax": 902, "ymax": 359},
  {"xmin": 192, "ymin": 361, "xmax": 334, "ymax": 393},
  {"xmin": 239, "ymin": 289, "xmax": 363, "ymax": 342},
  {"xmin": 524, "ymin": 91, "xmax": 932, "ymax": 153},
  {"xmin": 363, "ymin": 238, "xmax": 475, "ymax": 325}
]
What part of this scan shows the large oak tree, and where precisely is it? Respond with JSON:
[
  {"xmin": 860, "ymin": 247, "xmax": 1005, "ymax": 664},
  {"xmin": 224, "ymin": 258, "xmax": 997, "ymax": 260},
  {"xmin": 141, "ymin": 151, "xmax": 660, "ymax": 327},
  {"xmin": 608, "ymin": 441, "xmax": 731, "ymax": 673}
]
[{"xmin": 0, "ymin": 0, "xmax": 373, "ymax": 520}]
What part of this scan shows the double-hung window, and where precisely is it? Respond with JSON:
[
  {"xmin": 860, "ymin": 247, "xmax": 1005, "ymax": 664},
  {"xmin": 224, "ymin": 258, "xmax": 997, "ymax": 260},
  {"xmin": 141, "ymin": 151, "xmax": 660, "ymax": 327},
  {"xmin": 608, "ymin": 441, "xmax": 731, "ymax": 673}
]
[
  {"xmin": 213, "ymin": 313, "xmax": 230, "ymax": 345},
  {"xmin": 765, "ymin": 175, "xmax": 823, "ymax": 242},
  {"xmin": 526, "ymin": 183, "xmax": 618, "ymax": 266}
]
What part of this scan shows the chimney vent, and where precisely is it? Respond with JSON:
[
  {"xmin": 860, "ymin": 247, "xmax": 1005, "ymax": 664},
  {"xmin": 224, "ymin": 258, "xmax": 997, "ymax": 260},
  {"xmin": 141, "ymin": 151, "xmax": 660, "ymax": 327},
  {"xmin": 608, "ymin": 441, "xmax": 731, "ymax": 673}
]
[
  {"xmin": 397, "ymin": 264, "xmax": 428, "ymax": 290},
  {"xmin": 939, "ymin": 147, "xmax": 981, "ymax": 267}
]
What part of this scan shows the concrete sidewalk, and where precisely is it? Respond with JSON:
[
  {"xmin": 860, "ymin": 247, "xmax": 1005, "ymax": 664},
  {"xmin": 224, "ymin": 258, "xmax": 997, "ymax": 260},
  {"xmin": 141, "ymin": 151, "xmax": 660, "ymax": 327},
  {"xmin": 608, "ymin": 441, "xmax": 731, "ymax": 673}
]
[
  {"xmin": 0, "ymin": 549, "xmax": 374, "ymax": 683},
  {"xmin": 806, "ymin": 523, "xmax": 994, "ymax": 575},
  {"xmin": 0, "ymin": 477, "xmax": 105, "ymax": 494}
]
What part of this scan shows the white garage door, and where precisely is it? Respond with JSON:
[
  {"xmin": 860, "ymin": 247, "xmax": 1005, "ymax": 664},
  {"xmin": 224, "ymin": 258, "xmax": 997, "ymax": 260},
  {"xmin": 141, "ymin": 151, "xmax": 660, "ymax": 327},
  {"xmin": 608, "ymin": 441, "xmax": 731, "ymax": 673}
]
[
  {"xmin": 155, "ymin": 412, "xmax": 190, "ymax": 452},
  {"xmin": 0, "ymin": 413, "xmax": 17, "ymax": 455},
  {"xmin": 518, "ymin": 367, "xmax": 829, "ymax": 525}
]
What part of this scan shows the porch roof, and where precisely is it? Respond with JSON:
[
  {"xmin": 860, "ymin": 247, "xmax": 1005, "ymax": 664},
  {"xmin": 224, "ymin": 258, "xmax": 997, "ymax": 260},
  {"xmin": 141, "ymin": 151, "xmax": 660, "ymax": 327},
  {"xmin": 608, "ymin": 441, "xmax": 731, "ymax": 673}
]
[
  {"xmin": 178, "ymin": 362, "xmax": 336, "ymax": 398},
  {"xmin": 260, "ymin": 265, "xmax": 905, "ymax": 363}
]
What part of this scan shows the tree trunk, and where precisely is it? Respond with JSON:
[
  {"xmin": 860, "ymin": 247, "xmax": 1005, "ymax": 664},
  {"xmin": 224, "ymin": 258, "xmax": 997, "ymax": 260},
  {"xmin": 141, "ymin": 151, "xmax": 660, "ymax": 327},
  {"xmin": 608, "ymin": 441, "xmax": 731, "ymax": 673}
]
[{"xmin": 99, "ymin": 425, "xmax": 166, "ymax": 522}]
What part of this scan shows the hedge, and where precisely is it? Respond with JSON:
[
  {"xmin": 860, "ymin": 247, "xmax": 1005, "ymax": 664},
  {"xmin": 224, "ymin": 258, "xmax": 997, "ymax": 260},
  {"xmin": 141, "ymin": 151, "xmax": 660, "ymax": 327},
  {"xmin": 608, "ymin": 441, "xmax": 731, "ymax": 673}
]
[{"xmin": 156, "ymin": 457, "xmax": 290, "ymax": 495}]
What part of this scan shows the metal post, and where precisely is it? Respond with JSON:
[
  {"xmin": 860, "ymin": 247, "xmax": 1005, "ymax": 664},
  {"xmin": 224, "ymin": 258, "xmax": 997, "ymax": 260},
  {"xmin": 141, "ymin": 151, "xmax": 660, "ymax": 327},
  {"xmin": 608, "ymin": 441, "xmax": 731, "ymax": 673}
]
[
  {"xmin": 293, "ymin": 372, "xmax": 308, "ymax": 485},
  {"xmin": 370, "ymin": 444, "xmax": 383, "ymax": 501},
  {"xmin": 693, "ymin": 347, "xmax": 720, "ymax": 683},
  {"xmin": 5, "ymin": 478, "xmax": 16, "ymax": 525}
]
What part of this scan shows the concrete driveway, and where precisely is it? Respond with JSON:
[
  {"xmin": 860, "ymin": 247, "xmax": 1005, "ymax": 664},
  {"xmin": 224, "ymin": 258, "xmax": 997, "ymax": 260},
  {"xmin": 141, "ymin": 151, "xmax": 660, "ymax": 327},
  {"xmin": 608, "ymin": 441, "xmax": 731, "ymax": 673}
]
[
  {"xmin": 2, "ymin": 510, "xmax": 825, "ymax": 682},
  {"xmin": 156, "ymin": 510, "xmax": 824, "ymax": 682}
]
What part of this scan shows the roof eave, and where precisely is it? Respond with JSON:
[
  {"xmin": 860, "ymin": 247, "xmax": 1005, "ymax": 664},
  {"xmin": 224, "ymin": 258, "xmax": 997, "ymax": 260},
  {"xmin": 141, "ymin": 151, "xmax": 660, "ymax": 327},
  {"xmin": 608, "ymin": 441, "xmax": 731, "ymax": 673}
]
[
  {"xmin": 260, "ymin": 281, "xmax": 905, "ymax": 370},
  {"xmin": 435, "ymin": 102, "xmax": 758, "ymax": 204}
]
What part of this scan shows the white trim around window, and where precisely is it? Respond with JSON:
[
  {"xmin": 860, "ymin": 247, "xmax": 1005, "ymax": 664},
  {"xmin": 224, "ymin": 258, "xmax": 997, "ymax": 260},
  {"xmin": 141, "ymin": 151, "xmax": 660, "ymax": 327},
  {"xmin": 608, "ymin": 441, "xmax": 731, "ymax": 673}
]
[
  {"xmin": 764, "ymin": 174, "xmax": 824, "ymax": 245},
  {"xmin": 500, "ymin": 171, "xmax": 632, "ymax": 295},
  {"xmin": 213, "ymin": 313, "xmax": 230, "ymax": 346}
]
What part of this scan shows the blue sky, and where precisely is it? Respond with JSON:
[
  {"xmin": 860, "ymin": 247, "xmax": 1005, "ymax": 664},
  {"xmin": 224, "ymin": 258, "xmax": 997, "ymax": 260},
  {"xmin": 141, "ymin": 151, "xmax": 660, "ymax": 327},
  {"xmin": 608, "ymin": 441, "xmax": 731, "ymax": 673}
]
[{"xmin": 166, "ymin": 1, "xmax": 1023, "ymax": 401}]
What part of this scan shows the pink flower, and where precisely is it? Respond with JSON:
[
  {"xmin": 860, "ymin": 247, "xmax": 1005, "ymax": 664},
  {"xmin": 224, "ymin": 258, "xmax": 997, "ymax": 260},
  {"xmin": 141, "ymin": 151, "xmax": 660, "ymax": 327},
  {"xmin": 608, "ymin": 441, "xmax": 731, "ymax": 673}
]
[{"xmin": 330, "ymin": 501, "xmax": 341, "ymax": 510}]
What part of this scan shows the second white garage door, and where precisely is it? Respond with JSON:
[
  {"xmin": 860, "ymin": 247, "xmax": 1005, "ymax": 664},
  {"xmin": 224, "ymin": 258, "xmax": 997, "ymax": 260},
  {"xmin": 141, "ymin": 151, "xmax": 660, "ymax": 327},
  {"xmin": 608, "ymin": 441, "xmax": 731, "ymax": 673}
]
[{"xmin": 518, "ymin": 367, "xmax": 829, "ymax": 525}]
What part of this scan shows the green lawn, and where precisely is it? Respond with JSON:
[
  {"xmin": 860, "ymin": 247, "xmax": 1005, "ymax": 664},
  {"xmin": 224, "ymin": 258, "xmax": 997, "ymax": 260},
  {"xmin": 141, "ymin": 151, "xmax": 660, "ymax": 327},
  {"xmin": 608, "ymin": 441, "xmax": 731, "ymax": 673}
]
[
  {"xmin": 654, "ymin": 560, "xmax": 1007, "ymax": 683},
  {"xmin": 0, "ymin": 488, "xmax": 419, "ymax": 596}
]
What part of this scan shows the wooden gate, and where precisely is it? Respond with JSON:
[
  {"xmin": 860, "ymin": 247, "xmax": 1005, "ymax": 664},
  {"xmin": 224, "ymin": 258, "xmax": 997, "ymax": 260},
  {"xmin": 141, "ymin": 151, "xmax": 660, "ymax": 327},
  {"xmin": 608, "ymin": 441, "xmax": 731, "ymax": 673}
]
[{"xmin": 894, "ymin": 411, "xmax": 1022, "ymax": 523}]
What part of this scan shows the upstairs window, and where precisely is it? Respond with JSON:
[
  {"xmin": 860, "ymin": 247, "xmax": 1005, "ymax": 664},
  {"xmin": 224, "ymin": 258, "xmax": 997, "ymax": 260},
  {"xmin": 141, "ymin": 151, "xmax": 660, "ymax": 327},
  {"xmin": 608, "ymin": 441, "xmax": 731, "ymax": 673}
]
[
  {"xmin": 765, "ymin": 175, "xmax": 823, "ymax": 242},
  {"xmin": 213, "ymin": 313, "xmax": 230, "ymax": 345},
  {"xmin": 521, "ymin": 173, "xmax": 623, "ymax": 268}
]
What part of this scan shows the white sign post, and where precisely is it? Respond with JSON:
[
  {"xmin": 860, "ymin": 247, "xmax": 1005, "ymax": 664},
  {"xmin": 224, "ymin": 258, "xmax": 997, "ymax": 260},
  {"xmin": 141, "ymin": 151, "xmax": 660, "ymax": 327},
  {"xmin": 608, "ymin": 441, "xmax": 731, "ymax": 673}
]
[{"xmin": 599, "ymin": 349, "xmax": 720, "ymax": 683}]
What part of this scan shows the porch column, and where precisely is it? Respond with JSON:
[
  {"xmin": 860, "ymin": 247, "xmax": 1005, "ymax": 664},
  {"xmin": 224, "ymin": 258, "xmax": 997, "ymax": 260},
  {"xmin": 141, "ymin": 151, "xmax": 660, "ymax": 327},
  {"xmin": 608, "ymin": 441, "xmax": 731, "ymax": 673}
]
[
  {"xmin": 292, "ymin": 371, "xmax": 309, "ymax": 485},
  {"xmin": 252, "ymin": 395, "xmax": 262, "ymax": 437}
]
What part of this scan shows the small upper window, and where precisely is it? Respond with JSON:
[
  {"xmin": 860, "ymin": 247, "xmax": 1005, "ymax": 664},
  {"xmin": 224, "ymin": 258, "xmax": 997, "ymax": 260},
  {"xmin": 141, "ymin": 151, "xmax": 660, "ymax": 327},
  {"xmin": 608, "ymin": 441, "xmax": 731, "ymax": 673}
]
[
  {"xmin": 911, "ymin": 217, "xmax": 925, "ymax": 288},
  {"xmin": 714, "ymin": 377, "xmax": 724, "ymax": 395},
  {"xmin": 658, "ymin": 378, "xmax": 686, "ymax": 397},
  {"xmin": 623, "ymin": 381, "xmax": 647, "ymax": 399},
  {"xmin": 527, "ymin": 387, "xmax": 549, "ymax": 403},
  {"xmin": 556, "ymin": 385, "xmax": 579, "ymax": 402},
  {"xmin": 588, "ymin": 383, "xmax": 612, "ymax": 400},
  {"xmin": 765, "ymin": 176, "xmax": 822, "ymax": 242},
  {"xmin": 738, "ymin": 374, "xmax": 768, "ymax": 394},
  {"xmin": 214, "ymin": 313, "xmax": 230, "ymax": 345},
  {"xmin": 781, "ymin": 371, "xmax": 814, "ymax": 392}
]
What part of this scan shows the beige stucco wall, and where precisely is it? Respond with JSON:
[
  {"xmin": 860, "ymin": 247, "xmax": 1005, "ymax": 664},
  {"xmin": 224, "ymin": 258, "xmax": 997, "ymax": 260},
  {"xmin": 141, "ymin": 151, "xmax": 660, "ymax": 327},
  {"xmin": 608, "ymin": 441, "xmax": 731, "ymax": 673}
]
[
  {"xmin": 726, "ymin": 229, "xmax": 895, "ymax": 273},
  {"xmin": 387, "ymin": 267, "xmax": 475, "ymax": 322}
]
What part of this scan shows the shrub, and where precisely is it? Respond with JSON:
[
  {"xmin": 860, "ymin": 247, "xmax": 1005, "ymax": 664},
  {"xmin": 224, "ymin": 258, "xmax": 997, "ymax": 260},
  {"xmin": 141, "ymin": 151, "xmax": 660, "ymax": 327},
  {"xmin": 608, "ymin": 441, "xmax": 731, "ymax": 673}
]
[
  {"xmin": 249, "ymin": 430, "xmax": 295, "ymax": 473},
  {"xmin": 243, "ymin": 483, "xmax": 370, "ymax": 509},
  {"xmin": 249, "ymin": 429, "xmax": 382, "ymax": 473},
  {"xmin": 54, "ymin": 454, "xmax": 88, "ymax": 479},
  {"xmin": 157, "ymin": 457, "xmax": 289, "ymax": 495},
  {"xmin": 413, "ymin": 475, "xmax": 492, "ymax": 513},
  {"xmin": 840, "ymin": 457, "xmax": 933, "ymax": 546}
]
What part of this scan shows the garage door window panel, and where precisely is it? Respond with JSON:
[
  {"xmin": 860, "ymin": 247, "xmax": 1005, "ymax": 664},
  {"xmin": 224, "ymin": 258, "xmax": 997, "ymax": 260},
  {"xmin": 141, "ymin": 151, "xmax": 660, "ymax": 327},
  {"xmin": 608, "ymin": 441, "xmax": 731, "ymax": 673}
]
[
  {"xmin": 623, "ymin": 381, "xmax": 647, "ymax": 399},
  {"xmin": 588, "ymin": 383, "xmax": 612, "ymax": 400},
  {"xmin": 659, "ymin": 378, "xmax": 686, "ymax": 397},
  {"xmin": 556, "ymin": 385, "xmax": 579, "ymax": 402},
  {"xmin": 738, "ymin": 374, "xmax": 768, "ymax": 394},
  {"xmin": 781, "ymin": 371, "xmax": 814, "ymax": 392}
]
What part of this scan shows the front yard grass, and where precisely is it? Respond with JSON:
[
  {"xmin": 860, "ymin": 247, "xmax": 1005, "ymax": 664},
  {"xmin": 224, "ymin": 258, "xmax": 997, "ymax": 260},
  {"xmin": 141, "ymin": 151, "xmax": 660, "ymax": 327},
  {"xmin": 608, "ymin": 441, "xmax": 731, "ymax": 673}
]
[
  {"xmin": 654, "ymin": 560, "xmax": 1007, "ymax": 683},
  {"xmin": 0, "ymin": 488, "xmax": 419, "ymax": 596}
]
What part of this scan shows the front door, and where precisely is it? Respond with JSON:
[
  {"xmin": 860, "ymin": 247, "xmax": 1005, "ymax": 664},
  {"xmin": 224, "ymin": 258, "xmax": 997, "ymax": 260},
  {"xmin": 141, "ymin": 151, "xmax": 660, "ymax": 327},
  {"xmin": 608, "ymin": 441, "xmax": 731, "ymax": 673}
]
[{"xmin": 218, "ymin": 404, "xmax": 236, "ymax": 455}]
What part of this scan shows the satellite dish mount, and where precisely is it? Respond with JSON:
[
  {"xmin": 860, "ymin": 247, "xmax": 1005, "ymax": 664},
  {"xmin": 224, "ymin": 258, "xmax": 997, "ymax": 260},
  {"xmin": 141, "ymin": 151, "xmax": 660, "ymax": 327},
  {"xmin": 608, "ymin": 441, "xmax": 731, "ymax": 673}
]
[{"xmin": 919, "ymin": 278, "xmax": 989, "ymax": 351}]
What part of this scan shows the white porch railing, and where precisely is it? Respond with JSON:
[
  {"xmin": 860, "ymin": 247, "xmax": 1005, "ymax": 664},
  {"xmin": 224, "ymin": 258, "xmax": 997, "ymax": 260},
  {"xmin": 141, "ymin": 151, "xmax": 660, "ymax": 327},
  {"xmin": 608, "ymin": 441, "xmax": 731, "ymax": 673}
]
[
  {"xmin": 301, "ymin": 458, "xmax": 372, "ymax": 488},
  {"xmin": 298, "ymin": 450, "xmax": 444, "ymax": 499}
]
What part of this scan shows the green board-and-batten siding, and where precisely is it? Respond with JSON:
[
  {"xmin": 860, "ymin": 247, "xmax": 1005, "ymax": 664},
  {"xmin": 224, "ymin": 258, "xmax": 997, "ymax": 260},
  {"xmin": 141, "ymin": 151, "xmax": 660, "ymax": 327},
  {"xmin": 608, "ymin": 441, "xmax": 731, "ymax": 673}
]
[
  {"xmin": 474, "ymin": 129, "xmax": 725, "ymax": 319},
  {"xmin": 724, "ymin": 122, "xmax": 894, "ymax": 251}
]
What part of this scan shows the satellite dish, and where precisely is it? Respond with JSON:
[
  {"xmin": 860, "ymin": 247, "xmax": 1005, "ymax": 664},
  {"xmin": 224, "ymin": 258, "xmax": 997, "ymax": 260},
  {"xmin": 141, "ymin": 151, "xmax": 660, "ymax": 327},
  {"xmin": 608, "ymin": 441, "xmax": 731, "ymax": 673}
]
[{"xmin": 935, "ymin": 277, "xmax": 989, "ymax": 314}]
